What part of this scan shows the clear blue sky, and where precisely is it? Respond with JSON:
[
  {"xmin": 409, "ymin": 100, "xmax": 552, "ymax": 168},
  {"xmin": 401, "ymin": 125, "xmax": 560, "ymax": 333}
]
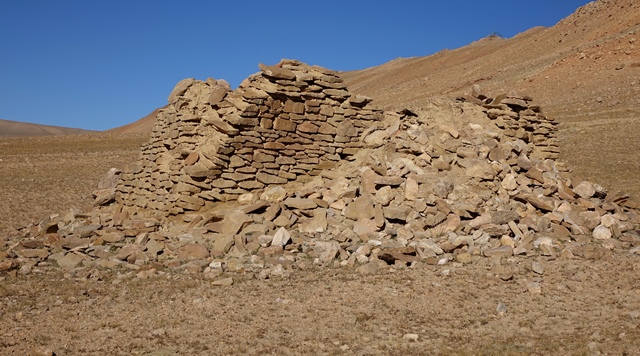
[{"xmin": 0, "ymin": 0, "xmax": 591, "ymax": 131}]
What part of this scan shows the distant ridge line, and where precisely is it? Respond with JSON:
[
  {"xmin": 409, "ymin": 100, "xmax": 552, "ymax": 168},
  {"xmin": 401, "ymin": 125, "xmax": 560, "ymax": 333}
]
[{"xmin": 0, "ymin": 118, "xmax": 95, "ymax": 137}]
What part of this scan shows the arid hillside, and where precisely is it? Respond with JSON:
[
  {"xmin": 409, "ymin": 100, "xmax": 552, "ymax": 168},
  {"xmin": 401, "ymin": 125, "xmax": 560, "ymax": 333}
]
[
  {"xmin": 0, "ymin": 119, "xmax": 95, "ymax": 137},
  {"xmin": 104, "ymin": 106, "xmax": 167, "ymax": 135},
  {"xmin": 0, "ymin": 134, "xmax": 147, "ymax": 236},
  {"xmin": 341, "ymin": 0, "xmax": 640, "ymax": 197}
]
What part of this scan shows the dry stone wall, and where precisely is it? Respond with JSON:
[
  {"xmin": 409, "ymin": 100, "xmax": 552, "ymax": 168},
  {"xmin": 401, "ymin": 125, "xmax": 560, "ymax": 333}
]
[
  {"xmin": 462, "ymin": 85, "xmax": 560, "ymax": 161},
  {"xmin": 1, "ymin": 59, "xmax": 639, "ymax": 278},
  {"xmin": 116, "ymin": 59, "xmax": 403, "ymax": 219}
]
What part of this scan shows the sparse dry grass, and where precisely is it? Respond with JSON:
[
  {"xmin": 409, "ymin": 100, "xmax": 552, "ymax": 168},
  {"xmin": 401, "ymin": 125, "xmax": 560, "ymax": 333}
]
[
  {"xmin": 1, "ymin": 258, "xmax": 640, "ymax": 355},
  {"xmin": 0, "ymin": 133, "xmax": 148, "ymax": 235},
  {"xmin": 559, "ymin": 114, "xmax": 640, "ymax": 198}
]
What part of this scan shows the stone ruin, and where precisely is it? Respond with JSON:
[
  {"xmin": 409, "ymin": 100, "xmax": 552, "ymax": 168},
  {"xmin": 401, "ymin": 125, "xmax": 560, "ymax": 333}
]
[
  {"xmin": 1, "ymin": 59, "xmax": 639, "ymax": 278},
  {"xmin": 117, "ymin": 59, "xmax": 397, "ymax": 218}
]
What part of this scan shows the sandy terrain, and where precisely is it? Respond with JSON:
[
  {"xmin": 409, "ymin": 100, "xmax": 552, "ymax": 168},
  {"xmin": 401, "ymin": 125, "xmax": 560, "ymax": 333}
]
[
  {"xmin": 1, "ymin": 255, "xmax": 639, "ymax": 355},
  {"xmin": 0, "ymin": 134, "xmax": 147, "ymax": 236},
  {"xmin": 1, "ymin": 1, "xmax": 640, "ymax": 355}
]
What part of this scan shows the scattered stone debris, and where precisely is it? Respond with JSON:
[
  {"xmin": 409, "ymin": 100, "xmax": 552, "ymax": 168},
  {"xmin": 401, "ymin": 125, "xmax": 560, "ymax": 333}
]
[{"xmin": 1, "ymin": 59, "xmax": 639, "ymax": 278}]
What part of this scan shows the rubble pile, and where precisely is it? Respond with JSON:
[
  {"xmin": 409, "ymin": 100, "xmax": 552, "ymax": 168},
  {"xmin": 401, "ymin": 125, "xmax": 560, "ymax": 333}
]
[{"xmin": 1, "ymin": 60, "xmax": 639, "ymax": 279}]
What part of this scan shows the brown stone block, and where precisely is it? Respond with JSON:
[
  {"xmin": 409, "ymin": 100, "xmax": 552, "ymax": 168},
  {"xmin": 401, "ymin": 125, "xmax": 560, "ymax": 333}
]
[
  {"xmin": 276, "ymin": 156, "xmax": 297, "ymax": 165},
  {"xmin": 253, "ymin": 151, "xmax": 275, "ymax": 163},
  {"xmin": 221, "ymin": 172, "xmax": 254, "ymax": 182},
  {"xmin": 284, "ymin": 100, "xmax": 305, "ymax": 114},
  {"xmin": 256, "ymin": 172, "xmax": 288, "ymax": 184},
  {"xmin": 238, "ymin": 180, "xmax": 265, "ymax": 190},
  {"xmin": 264, "ymin": 142, "xmax": 286, "ymax": 150},
  {"xmin": 318, "ymin": 122, "xmax": 336, "ymax": 135},
  {"xmin": 259, "ymin": 63, "xmax": 296, "ymax": 80},
  {"xmin": 211, "ymin": 179, "xmax": 237, "ymax": 189},
  {"xmin": 278, "ymin": 171, "xmax": 297, "ymax": 180},
  {"xmin": 273, "ymin": 118, "xmax": 296, "ymax": 132},
  {"xmin": 319, "ymin": 105, "xmax": 335, "ymax": 116},
  {"xmin": 297, "ymin": 122, "xmax": 319, "ymax": 134},
  {"xmin": 260, "ymin": 118, "xmax": 273, "ymax": 129},
  {"xmin": 226, "ymin": 114, "xmax": 259, "ymax": 126}
]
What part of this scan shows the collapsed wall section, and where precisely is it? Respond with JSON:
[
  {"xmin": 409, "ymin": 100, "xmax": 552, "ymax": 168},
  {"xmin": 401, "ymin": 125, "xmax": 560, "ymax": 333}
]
[
  {"xmin": 461, "ymin": 87, "xmax": 560, "ymax": 161},
  {"xmin": 116, "ymin": 60, "xmax": 404, "ymax": 219}
]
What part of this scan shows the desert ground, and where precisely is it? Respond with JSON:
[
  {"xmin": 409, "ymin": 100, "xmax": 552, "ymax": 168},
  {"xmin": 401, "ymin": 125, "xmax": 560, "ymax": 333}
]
[{"xmin": 1, "ymin": 1, "xmax": 640, "ymax": 355}]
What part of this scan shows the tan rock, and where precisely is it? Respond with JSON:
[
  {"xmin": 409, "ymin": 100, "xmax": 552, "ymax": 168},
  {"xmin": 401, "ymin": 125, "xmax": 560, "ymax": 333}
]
[
  {"xmin": 525, "ymin": 167, "xmax": 545, "ymax": 184},
  {"xmin": 516, "ymin": 193, "xmax": 555, "ymax": 212},
  {"xmin": 501, "ymin": 173, "xmax": 518, "ymax": 191},
  {"xmin": 271, "ymin": 227, "xmax": 292, "ymax": 246},
  {"xmin": 455, "ymin": 252, "xmax": 473, "ymax": 264},
  {"xmin": 404, "ymin": 177, "xmax": 419, "ymax": 201},
  {"xmin": 492, "ymin": 210, "xmax": 519, "ymax": 225},
  {"xmin": 273, "ymin": 118, "xmax": 296, "ymax": 131},
  {"xmin": 283, "ymin": 198, "xmax": 317, "ymax": 210},
  {"xmin": 93, "ymin": 188, "xmax": 116, "ymax": 206},
  {"xmin": 483, "ymin": 246, "xmax": 513, "ymax": 258},
  {"xmin": 360, "ymin": 169, "xmax": 380, "ymax": 194},
  {"xmin": 168, "ymin": 78, "xmax": 194, "ymax": 104},
  {"xmin": 208, "ymin": 85, "xmax": 229, "ymax": 104},
  {"xmin": 184, "ymin": 152, "xmax": 199, "ymax": 166},
  {"xmin": 356, "ymin": 261, "xmax": 379, "ymax": 274},
  {"xmin": 297, "ymin": 121, "xmax": 319, "ymax": 133},
  {"xmin": 102, "ymin": 233, "xmax": 125, "ymax": 243},
  {"xmin": 344, "ymin": 194, "xmax": 375, "ymax": 220},
  {"xmin": 314, "ymin": 241, "xmax": 340, "ymax": 263},
  {"xmin": 273, "ymin": 214, "xmax": 291, "ymax": 227},
  {"xmin": 177, "ymin": 244, "xmax": 209, "ymax": 260},
  {"xmin": 0, "ymin": 260, "xmax": 19, "ymax": 272},
  {"xmin": 336, "ymin": 120, "xmax": 357, "ymax": 137},
  {"xmin": 433, "ymin": 180, "xmax": 454, "ymax": 199},
  {"xmin": 237, "ymin": 193, "xmax": 256, "ymax": 205},
  {"xmin": 574, "ymin": 181, "xmax": 596, "ymax": 199},
  {"xmin": 19, "ymin": 248, "xmax": 49, "ymax": 259},
  {"xmin": 383, "ymin": 204, "xmax": 415, "ymax": 222},
  {"xmin": 221, "ymin": 211, "xmax": 252, "ymax": 235},
  {"xmin": 259, "ymin": 63, "xmax": 296, "ymax": 80},
  {"xmin": 211, "ymin": 277, "xmax": 234, "ymax": 286},
  {"xmin": 299, "ymin": 209, "xmax": 328, "ymax": 234},
  {"xmin": 592, "ymin": 225, "xmax": 612, "ymax": 240},
  {"xmin": 211, "ymin": 234, "xmax": 235, "ymax": 254},
  {"xmin": 465, "ymin": 160, "xmax": 495, "ymax": 180},
  {"xmin": 353, "ymin": 218, "xmax": 378, "ymax": 238},
  {"xmin": 261, "ymin": 186, "xmax": 288, "ymax": 203},
  {"xmin": 56, "ymin": 253, "xmax": 85, "ymax": 270},
  {"xmin": 98, "ymin": 168, "xmax": 122, "ymax": 189},
  {"xmin": 375, "ymin": 176, "xmax": 404, "ymax": 186},
  {"xmin": 256, "ymin": 172, "xmax": 288, "ymax": 185}
]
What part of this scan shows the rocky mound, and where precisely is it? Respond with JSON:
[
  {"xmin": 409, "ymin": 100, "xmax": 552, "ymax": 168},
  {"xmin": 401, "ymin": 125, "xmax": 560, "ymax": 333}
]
[
  {"xmin": 341, "ymin": 0, "xmax": 640, "ymax": 198},
  {"xmin": 1, "ymin": 60, "xmax": 639, "ymax": 279}
]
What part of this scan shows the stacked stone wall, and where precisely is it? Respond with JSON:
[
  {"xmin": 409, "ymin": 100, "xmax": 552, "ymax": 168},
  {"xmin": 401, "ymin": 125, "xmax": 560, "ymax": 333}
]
[
  {"xmin": 463, "ymin": 87, "xmax": 560, "ymax": 161},
  {"xmin": 116, "ymin": 60, "xmax": 407, "ymax": 219}
]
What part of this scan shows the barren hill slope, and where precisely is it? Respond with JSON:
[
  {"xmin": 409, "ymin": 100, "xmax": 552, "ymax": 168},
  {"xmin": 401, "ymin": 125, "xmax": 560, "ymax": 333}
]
[
  {"xmin": 0, "ymin": 118, "xmax": 95, "ymax": 137},
  {"xmin": 342, "ymin": 0, "xmax": 640, "ymax": 197},
  {"xmin": 105, "ymin": 106, "xmax": 166, "ymax": 135}
]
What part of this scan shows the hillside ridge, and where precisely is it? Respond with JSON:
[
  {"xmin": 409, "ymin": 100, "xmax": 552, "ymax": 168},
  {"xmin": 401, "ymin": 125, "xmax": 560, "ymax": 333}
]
[{"xmin": 0, "ymin": 118, "xmax": 95, "ymax": 137}]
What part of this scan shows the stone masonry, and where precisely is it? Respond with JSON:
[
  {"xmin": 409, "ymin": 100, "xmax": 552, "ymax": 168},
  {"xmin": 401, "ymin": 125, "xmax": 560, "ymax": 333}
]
[{"xmin": 116, "ymin": 59, "xmax": 405, "ymax": 219}]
